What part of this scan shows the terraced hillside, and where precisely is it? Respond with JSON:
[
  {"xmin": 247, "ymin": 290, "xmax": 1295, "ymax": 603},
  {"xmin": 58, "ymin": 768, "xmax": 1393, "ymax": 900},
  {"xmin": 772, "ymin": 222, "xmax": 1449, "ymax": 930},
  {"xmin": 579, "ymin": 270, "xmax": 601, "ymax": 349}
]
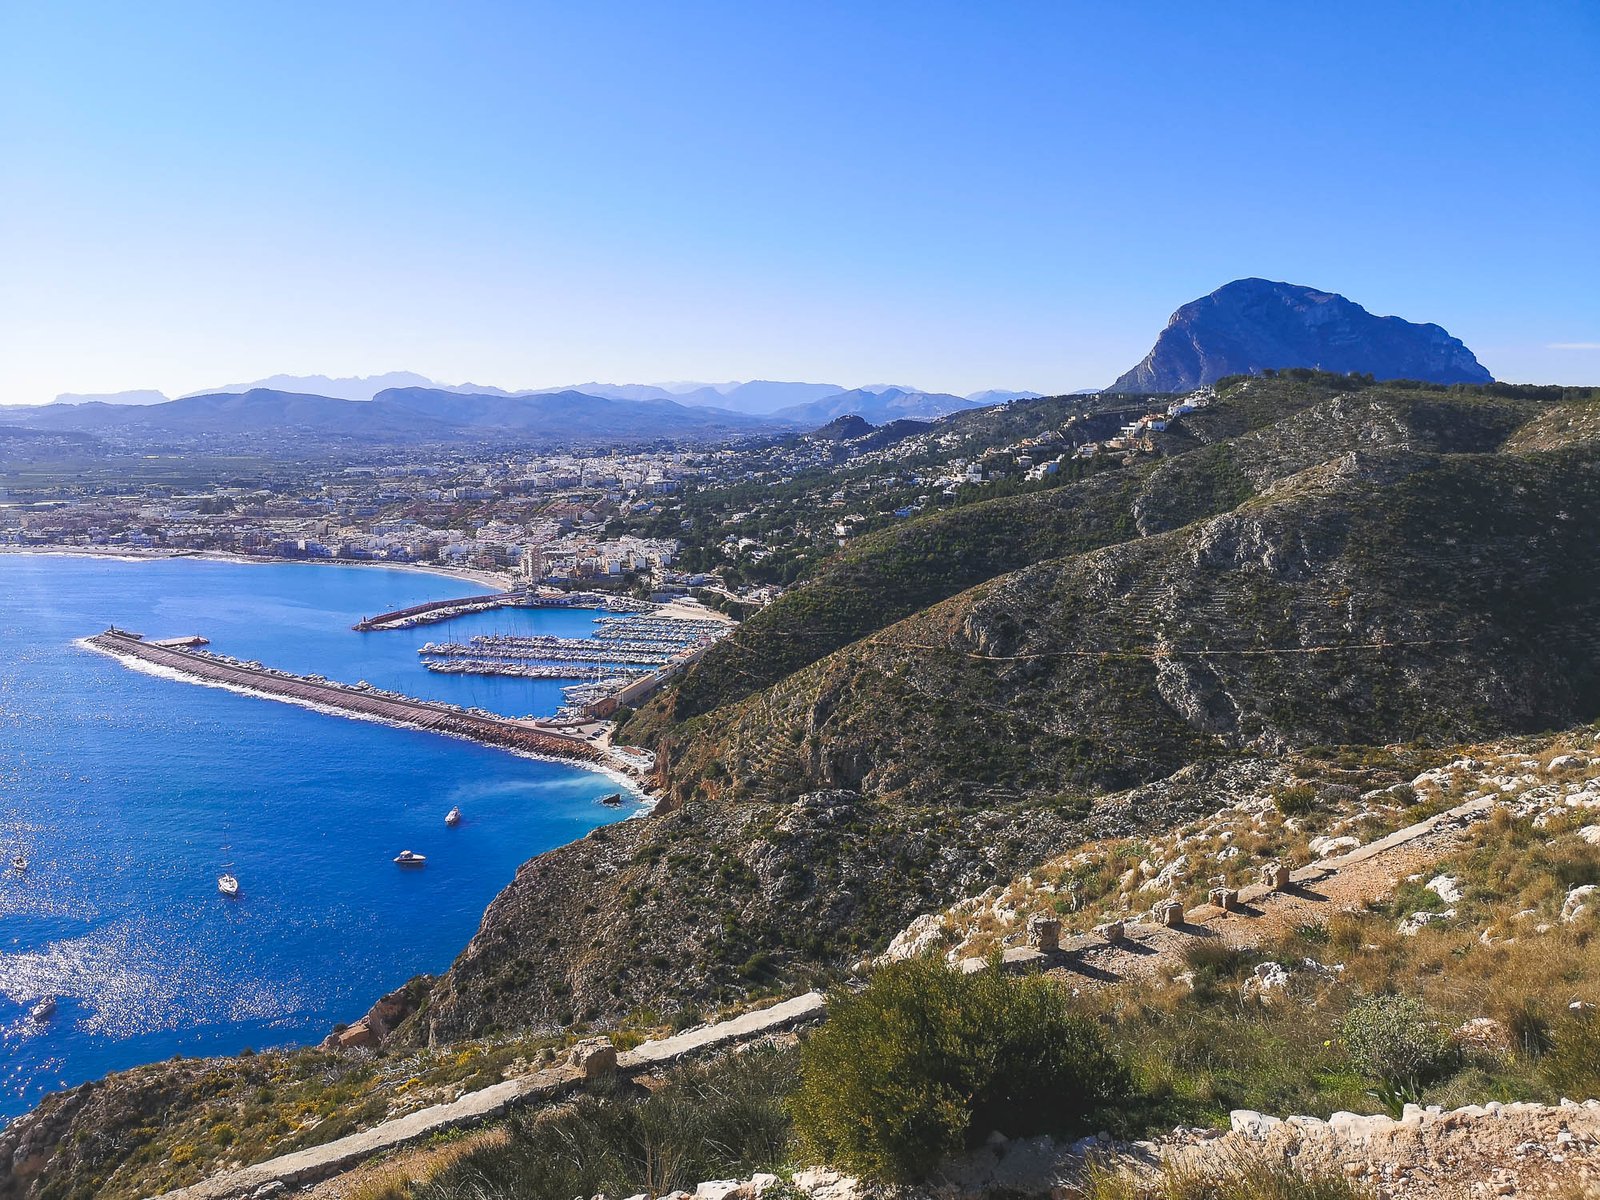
[{"xmin": 420, "ymin": 379, "xmax": 1600, "ymax": 1039}]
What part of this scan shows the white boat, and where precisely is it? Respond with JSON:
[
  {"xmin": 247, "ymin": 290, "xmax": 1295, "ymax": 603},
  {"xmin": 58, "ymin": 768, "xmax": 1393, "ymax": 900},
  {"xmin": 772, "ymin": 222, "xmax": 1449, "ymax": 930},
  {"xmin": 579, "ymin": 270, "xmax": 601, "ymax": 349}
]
[
  {"xmin": 393, "ymin": 850, "xmax": 426, "ymax": 866},
  {"xmin": 445, "ymin": 806, "xmax": 462, "ymax": 827},
  {"xmin": 218, "ymin": 873, "xmax": 240, "ymax": 897},
  {"xmin": 10, "ymin": 855, "xmax": 26, "ymax": 872},
  {"xmin": 30, "ymin": 997, "xmax": 55, "ymax": 1022}
]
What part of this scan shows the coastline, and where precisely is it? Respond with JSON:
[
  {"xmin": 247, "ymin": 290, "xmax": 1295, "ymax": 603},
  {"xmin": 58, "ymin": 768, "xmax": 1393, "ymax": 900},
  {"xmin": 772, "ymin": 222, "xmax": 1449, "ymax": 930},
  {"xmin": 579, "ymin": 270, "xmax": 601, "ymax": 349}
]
[{"xmin": 0, "ymin": 545, "xmax": 517, "ymax": 592}]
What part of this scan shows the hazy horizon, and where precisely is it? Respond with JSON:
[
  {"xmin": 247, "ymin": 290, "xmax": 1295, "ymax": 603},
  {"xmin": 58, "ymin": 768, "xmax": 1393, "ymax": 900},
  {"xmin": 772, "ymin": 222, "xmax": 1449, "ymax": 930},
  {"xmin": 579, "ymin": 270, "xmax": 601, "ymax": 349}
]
[{"xmin": 2, "ymin": 2, "xmax": 1596, "ymax": 406}]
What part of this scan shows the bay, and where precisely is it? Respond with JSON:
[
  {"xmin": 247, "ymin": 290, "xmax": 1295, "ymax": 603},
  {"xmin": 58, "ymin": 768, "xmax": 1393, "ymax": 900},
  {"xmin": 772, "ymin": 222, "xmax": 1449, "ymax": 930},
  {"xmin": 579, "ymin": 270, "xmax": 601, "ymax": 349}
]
[{"xmin": 0, "ymin": 555, "xmax": 638, "ymax": 1121}]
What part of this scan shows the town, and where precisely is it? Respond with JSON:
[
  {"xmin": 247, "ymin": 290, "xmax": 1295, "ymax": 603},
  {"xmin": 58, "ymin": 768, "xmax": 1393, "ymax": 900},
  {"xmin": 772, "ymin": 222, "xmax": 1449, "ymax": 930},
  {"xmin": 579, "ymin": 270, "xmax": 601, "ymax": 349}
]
[{"xmin": 0, "ymin": 391, "xmax": 1203, "ymax": 612}]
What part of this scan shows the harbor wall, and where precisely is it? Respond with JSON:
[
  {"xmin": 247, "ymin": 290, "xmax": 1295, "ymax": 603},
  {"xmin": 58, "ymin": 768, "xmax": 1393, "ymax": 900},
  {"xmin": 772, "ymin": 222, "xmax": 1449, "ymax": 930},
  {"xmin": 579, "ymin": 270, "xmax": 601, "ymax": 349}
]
[{"xmin": 86, "ymin": 631, "xmax": 604, "ymax": 764}]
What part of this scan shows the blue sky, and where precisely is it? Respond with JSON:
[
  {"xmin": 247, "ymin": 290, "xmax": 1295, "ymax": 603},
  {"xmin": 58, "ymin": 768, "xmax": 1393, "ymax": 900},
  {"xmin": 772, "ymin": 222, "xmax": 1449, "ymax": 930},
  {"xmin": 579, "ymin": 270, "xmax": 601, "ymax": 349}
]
[{"xmin": 1, "ymin": 1, "xmax": 1596, "ymax": 403}]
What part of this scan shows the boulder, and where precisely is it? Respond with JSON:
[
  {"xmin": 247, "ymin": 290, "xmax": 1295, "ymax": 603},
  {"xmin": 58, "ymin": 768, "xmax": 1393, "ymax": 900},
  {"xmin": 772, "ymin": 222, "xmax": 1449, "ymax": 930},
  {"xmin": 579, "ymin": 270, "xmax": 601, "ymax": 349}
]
[
  {"xmin": 1561, "ymin": 884, "xmax": 1597, "ymax": 924},
  {"xmin": 1093, "ymin": 919, "xmax": 1125, "ymax": 942},
  {"xmin": 1026, "ymin": 913, "xmax": 1062, "ymax": 952},
  {"xmin": 336, "ymin": 1018, "xmax": 378, "ymax": 1049},
  {"xmin": 1260, "ymin": 862, "xmax": 1291, "ymax": 891},
  {"xmin": 1154, "ymin": 899, "xmax": 1184, "ymax": 927},
  {"xmin": 1209, "ymin": 887, "xmax": 1239, "ymax": 912},
  {"xmin": 568, "ymin": 1037, "xmax": 618, "ymax": 1078},
  {"xmin": 1426, "ymin": 875, "xmax": 1464, "ymax": 904}
]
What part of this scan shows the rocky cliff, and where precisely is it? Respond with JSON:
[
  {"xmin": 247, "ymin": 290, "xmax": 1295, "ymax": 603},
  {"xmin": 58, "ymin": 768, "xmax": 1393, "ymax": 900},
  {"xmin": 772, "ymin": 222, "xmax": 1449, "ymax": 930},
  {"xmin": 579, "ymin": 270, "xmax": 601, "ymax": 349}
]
[{"xmin": 1105, "ymin": 278, "xmax": 1493, "ymax": 393}]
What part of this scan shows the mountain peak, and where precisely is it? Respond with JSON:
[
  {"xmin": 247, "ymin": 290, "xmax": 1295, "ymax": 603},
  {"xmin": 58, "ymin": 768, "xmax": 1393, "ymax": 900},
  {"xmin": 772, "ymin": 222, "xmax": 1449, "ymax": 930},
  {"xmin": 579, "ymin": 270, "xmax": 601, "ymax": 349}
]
[{"xmin": 1105, "ymin": 279, "xmax": 1493, "ymax": 393}]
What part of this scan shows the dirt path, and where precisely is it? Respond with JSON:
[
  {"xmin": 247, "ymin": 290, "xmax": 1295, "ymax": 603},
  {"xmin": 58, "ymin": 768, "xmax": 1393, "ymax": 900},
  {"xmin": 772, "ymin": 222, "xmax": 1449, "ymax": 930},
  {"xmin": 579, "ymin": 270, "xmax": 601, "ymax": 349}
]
[{"xmin": 1041, "ymin": 798, "xmax": 1492, "ymax": 989}]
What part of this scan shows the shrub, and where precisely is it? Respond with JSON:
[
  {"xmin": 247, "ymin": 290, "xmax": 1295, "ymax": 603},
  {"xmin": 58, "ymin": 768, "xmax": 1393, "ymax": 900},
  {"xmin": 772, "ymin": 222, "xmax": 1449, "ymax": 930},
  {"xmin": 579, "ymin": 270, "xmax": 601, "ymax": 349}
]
[
  {"xmin": 1339, "ymin": 995, "xmax": 1453, "ymax": 1086},
  {"xmin": 1541, "ymin": 1011, "xmax": 1600, "ymax": 1100},
  {"xmin": 790, "ymin": 957, "xmax": 1131, "ymax": 1182},
  {"xmin": 1273, "ymin": 785, "xmax": 1321, "ymax": 818}
]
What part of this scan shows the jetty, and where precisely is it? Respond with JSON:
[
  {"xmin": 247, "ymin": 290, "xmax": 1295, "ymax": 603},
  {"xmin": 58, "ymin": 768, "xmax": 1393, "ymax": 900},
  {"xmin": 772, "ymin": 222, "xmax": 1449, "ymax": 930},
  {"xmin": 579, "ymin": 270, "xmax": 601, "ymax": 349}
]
[
  {"xmin": 354, "ymin": 588, "xmax": 657, "ymax": 632},
  {"xmin": 85, "ymin": 629, "xmax": 606, "ymax": 765}
]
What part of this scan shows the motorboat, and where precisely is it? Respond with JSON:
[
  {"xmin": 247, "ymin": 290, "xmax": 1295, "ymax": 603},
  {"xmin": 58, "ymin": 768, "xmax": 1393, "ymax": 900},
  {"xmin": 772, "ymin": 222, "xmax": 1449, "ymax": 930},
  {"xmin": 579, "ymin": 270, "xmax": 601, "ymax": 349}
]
[
  {"xmin": 393, "ymin": 850, "xmax": 426, "ymax": 866},
  {"xmin": 218, "ymin": 873, "xmax": 240, "ymax": 897},
  {"xmin": 445, "ymin": 806, "xmax": 462, "ymax": 827},
  {"xmin": 10, "ymin": 855, "xmax": 26, "ymax": 872},
  {"xmin": 30, "ymin": 997, "xmax": 55, "ymax": 1022}
]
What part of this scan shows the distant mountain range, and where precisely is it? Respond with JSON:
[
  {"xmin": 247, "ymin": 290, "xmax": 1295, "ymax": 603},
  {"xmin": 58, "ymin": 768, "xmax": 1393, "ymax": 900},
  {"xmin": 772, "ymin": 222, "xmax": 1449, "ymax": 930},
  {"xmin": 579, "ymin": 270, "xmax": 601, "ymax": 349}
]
[
  {"xmin": 7, "ymin": 377, "xmax": 1041, "ymax": 448},
  {"xmin": 1106, "ymin": 278, "xmax": 1493, "ymax": 393}
]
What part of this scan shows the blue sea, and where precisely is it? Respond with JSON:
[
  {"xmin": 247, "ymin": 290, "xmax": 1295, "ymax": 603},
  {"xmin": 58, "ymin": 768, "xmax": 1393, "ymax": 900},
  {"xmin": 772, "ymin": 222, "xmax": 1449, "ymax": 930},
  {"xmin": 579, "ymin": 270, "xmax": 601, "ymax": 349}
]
[{"xmin": 0, "ymin": 555, "xmax": 641, "ymax": 1122}]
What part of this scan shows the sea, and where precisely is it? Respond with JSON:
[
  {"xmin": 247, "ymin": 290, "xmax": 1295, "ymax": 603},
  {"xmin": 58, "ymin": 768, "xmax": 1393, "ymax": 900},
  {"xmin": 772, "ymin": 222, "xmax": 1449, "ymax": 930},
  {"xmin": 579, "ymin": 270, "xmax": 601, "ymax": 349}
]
[{"xmin": 0, "ymin": 554, "xmax": 642, "ymax": 1122}]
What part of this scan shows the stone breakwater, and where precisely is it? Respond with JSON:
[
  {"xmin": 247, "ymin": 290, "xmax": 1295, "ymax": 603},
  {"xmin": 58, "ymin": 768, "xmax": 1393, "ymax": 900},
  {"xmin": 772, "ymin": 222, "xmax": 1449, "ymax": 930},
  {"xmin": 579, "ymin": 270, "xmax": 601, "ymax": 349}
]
[{"xmin": 84, "ymin": 629, "xmax": 606, "ymax": 766}]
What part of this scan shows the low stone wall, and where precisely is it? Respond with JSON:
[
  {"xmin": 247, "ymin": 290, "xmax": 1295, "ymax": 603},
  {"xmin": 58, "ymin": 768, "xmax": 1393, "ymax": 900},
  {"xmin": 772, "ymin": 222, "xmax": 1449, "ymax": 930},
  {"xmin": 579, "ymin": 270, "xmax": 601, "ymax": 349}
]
[{"xmin": 151, "ymin": 992, "xmax": 826, "ymax": 1200}]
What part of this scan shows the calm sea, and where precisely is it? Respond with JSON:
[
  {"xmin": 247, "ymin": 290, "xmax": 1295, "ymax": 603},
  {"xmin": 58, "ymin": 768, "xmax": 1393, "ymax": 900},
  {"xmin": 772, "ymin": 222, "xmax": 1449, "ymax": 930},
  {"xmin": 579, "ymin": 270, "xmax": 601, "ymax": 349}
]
[{"xmin": 0, "ymin": 555, "xmax": 639, "ymax": 1121}]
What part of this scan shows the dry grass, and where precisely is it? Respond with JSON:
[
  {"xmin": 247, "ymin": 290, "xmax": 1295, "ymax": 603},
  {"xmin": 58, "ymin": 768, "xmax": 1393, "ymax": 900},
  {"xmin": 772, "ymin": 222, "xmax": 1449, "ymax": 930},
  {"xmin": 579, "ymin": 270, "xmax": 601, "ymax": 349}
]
[{"xmin": 341, "ymin": 1129, "xmax": 511, "ymax": 1200}]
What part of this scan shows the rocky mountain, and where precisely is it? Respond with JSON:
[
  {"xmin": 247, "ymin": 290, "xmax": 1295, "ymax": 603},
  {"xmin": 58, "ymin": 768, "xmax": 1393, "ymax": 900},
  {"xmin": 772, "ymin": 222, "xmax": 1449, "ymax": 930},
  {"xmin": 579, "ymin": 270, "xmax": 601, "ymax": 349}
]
[{"xmin": 1106, "ymin": 279, "xmax": 1493, "ymax": 393}]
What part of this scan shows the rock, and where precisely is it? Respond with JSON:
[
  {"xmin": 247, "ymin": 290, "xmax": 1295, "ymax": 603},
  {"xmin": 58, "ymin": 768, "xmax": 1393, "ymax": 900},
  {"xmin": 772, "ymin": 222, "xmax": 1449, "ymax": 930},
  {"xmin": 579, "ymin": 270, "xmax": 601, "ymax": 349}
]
[
  {"xmin": 1426, "ymin": 875, "xmax": 1464, "ymax": 903},
  {"xmin": 1548, "ymin": 754, "xmax": 1586, "ymax": 772},
  {"xmin": 1027, "ymin": 913, "xmax": 1062, "ymax": 952},
  {"xmin": 1578, "ymin": 825, "xmax": 1600, "ymax": 846},
  {"xmin": 1399, "ymin": 909, "xmax": 1456, "ymax": 936},
  {"xmin": 1453, "ymin": 1017, "xmax": 1513, "ymax": 1058},
  {"xmin": 1093, "ymin": 919, "xmax": 1125, "ymax": 942},
  {"xmin": 1260, "ymin": 862, "xmax": 1291, "ymax": 890},
  {"xmin": 1242, "ymin": 961, "xmax": 1291, "ymax": 1001},
  {"xmin": 882, "ymin": 913, "xmax": 952, "ymax": 962},
  {"xmin": 1230, "ymin": 1109, "xmax": 1283, "ymax": 1137},
  {"xmin": 1209, "ymin": 887, "xmax": 1238, "ymax": 911},
  {"xmin": 1562, "ymin": 884, "xmax": 1597, "ymax": 924},
  {"xmin": 1154, "ymin": 899, "xmax": 1184, "ymax": 927},
  {"xmin": 696, "ymin": 1181, "xmax": 745, "ymax": 1200},
  {"xmin": 568, "ymin": 1037, "xmax": 618, "ymax": 1078},
  {"xmin": 251, "ymin": 1185, "xmax": 288, "ymax": 1199},
  {"xmin": 1310, "ymin": 835, "xmax": 1361, "ymax": 859},
  {"xmin": 336, "ymin": 1018, "xmax": 378, "ymax": 1049},
  {"xmin": 1150, "ymin": 856, "xmax": 1190, "ymax": 890}
]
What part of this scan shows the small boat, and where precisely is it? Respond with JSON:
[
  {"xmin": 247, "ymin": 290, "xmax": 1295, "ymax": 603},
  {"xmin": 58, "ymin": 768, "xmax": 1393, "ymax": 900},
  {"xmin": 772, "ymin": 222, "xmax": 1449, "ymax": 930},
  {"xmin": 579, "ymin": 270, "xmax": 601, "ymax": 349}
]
[
  {"xmin": 10, "ymin": 855, "xmax": 26, "ymax": 872},
  {"xmin": 30, "ymin": 997, "xmax": 55, "ymax": 1022},
  {"xmin": 393, "ymin": 850, "xmax": 426, "ymax": 867},
  {"xmin": 445, "ymin": 806, "xmax": 462, "ymax": 827},
  {"xmin": 599, "ymin": 792, "xmax": 623, "ymax": 808},
  {"xmin": 218, "ymin": 874, "xmax": 240, "ymax": 897}
]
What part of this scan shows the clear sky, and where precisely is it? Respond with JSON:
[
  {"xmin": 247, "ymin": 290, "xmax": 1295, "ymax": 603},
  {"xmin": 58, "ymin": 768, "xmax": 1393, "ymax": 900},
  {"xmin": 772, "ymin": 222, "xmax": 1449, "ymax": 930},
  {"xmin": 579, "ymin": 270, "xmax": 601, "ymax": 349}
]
[{"xmin": 1, "ymin": 1, "xmax": 1596, "ymax": 404}]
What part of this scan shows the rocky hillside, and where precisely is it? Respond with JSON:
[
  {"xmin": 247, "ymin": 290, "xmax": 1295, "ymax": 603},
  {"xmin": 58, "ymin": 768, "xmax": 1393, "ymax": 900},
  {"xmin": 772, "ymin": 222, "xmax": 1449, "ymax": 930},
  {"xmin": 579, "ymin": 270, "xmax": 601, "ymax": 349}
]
[
  {"xmin": 426, "ymin": 379, "xmax": 1600, "ymax": 1038},
  {"xmin": 623, "ymin": 375, "xmax": 1538, "ymax": 737},
  {"xmin": 1105, "ymin": 279, "xmax": 1493, "ymax": 393}
]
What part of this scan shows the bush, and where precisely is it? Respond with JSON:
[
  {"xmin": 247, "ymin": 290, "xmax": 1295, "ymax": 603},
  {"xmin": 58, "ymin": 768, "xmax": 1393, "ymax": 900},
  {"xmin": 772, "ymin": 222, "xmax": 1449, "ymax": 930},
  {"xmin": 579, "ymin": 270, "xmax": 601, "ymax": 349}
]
[
  {"xmin": 1541, "ymin": 1011, "xmax": 1600, "ymax": 1100},
  {"xmin": 1339, "ymin": 995, "xmax": 1453, "ymax": 1086},
  {"xmin": 790, "ymin": 957, "xmax": 1131, "ymax": 1182}
]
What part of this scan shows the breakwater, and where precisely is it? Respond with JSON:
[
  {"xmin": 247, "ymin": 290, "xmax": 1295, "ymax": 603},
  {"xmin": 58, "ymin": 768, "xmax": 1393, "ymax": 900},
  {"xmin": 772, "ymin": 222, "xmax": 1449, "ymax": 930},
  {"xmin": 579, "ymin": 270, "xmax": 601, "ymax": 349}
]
[
  {"xmin": 86, "ymin": 629, "xmax": 605, "ymax": 765},
  {"xmin": 355, "ymin": 590, "xmax": 657, "ymax": 632}
]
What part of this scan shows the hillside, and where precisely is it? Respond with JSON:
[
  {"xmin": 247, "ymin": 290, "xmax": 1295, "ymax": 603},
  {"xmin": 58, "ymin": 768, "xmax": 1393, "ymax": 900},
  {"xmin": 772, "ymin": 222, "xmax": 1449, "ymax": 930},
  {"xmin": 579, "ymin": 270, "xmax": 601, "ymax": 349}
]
[
  {"xmin": 622, "ymin": 376, "xmax": 1541, "ymax": 737},
  {"xmin": 427, "ymin": 379, "xmax": 1600, "ymax": 1037},
  {"xmin": 1106, "ymin": 279, "xmax": 1493, "ymax": 393}
]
